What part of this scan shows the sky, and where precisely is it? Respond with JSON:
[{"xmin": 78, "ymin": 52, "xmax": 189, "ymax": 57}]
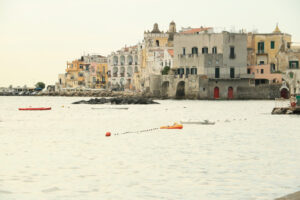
[{"xmin": 0, "ymin": 0, "xmax": 299, "ymax": 87}]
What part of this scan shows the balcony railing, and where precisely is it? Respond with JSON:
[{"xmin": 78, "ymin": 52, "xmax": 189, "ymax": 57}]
[
  {"xmin": 113, "ymin": 73, "xmax": 118, "ymax": 77},
  {"xmin": 256, "ymin": 50, "xmax": 266, "ymax": 54},
  {"xmin": 120, "ymin": 73, "xmax": 125, "ymax": 77},
  {"xmin": 229, "ymin": 53, "xmax": 236, "ymax": 59}
]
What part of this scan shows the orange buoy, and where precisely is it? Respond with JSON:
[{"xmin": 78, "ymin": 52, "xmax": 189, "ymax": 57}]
[{"xmin": 105, "ymin": 132, "xmax": 111, "ymax": 137}]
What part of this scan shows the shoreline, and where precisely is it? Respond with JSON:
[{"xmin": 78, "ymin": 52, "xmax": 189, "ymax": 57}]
[
  {"xmin": 0, "ymin": 91, "xmax": 280, "ymax": 100},
  {"xmin": 275, "ymin": 191, "xmax": 300, "ymax": 200}
]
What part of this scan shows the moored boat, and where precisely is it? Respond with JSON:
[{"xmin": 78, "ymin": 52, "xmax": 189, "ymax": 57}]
[
  {"xmin": 19, "ymin": 107, "xmax": 51, "ymax": 111},
  {"xmin": 160, "ymin": 123, "xmax": 183, "ymax": 129},
  {"xmin": 180, "ymin": 119, "xmax": 215, "ymax": 125}
]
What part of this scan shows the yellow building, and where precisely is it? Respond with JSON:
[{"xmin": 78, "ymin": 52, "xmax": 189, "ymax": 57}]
[
  {"xmin": 247, "ymin": 24, "xmax": 292, "ymax": 72},
  {"xmin": 60, "ymin": 55, "xmax": 107, "ymax": 89},
  {"xmin": 96, "ymin": 63, "xmax": 108, "ymax": 88},
  {"xmin": 65, "ymin": 59, "xmax": 89, "ymax": 88}
]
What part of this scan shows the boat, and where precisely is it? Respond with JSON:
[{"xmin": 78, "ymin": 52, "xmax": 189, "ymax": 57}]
[
  {"xmin": 19, "ymin": 107, "xmax": 51, "ymax": 111},
  {"xmin": 160, "ymin": 123, "xmax": 183, "ymax": 129},
  {"xmin": 180, "ymin": 119, "xmax": 215, "ymax": 125}
]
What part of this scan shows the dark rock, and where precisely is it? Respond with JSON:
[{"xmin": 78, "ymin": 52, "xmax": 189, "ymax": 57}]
[{"xmin": 72, "ymin": 97, "xmax": 159, "ymax": 105}]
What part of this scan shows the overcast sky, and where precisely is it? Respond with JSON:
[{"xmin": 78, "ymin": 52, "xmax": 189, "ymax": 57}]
[{"xmin": 0, "ymin": 0, "xmax": 299, "ymax": 87}]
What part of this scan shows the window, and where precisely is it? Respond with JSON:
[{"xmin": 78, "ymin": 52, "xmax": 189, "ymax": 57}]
[
  {"xmin": 229, "ymin": 46, "xmax": 235, "ymax": 59},
  {"xmin": 289, "ymin": 61, "xmax": 299, "ymax": 69},
  {"xmin": 212, "ymin": 47, "xmax": 217, "ymax": 54},
  {"xmin": 271, "ymin": 41, "xmax": 275, "ymax": 49},
  {"xmin": 156, "ymin": 40, "xmax": 159, "ymax": 47},
  {"xmin": 270, "ymin": 63, "xmax": 276, "ymax": 72},
  {"xmin": 192, "ymin": 47, "xmax": 198, "ymax": 55},
  {"xmin": 202, "ymin": 47, "xmax": 208, "ymax": 54},
  {"xmin": 261, "ymin": 69, "xmax": 264, "ymax": 74},
  {"xmin": 259, "ymin": 61, "xmax": 265, "ymax": 65},
  {"xmin": 182, "ymin": 47, "xmax": 186, "ymax": 55},
  {"xmin": 247, "ymin": 68, "xmax": 251, "ymax": 74},
  {"xmin": 230, "ymin": 68, "xmax": 235, "ymax": 78},
  {"xmin": 191, "ymin": 67, "xmax": 197, "ymax": 75},
  {"xmin": 79, "ymin": 65, "xmax": 83, "ymax": 69},
  {"xmin": 186, "ymin": 68, "xmax": 190, "ymax": 75},
  {"xmin": 258, "ymin": 42, "xmax": 264, "ymax": 53},
  {"xmin": 215, "ymin": 67, "xmax": 220, "ymax": 78}
]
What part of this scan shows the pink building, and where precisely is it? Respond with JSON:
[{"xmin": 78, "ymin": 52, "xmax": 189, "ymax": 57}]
[{"xmin": 247, "ymin": 64, "xmax": 282, "ymax": 85}]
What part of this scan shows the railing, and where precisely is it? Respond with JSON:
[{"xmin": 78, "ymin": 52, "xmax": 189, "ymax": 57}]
[
  {"xmin": 120, "ymin": 73, "xmax": 125, "ymax": 77},
  {"xmin": 113, "ymin": 74, "xmax": 118, "ymax": 77},
  {"xmin": 229, "ymin": 53, "xmax": 236, "ymax": 59},
  {"xmin": 257, "ymin": 50, "xmax": 265, "ymax": 54}
]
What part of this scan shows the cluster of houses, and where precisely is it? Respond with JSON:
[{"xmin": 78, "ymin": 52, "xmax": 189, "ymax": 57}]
[{"xmin": 56, "ymin": 22, "xmax": 300, "ymax": 99}]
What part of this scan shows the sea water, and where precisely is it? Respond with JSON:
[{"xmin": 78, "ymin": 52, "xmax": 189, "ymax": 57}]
[{"xmin": 0, "ymin": 96, "xmax": 299, "ymax": 200}]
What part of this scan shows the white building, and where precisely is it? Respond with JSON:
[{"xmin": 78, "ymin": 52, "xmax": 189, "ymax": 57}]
[{"xmin": 107, "ymin": 44, "xmax": 142, "ymax": 90}]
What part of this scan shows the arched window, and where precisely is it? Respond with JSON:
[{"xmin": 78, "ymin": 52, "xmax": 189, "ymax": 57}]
[
  {"xmin": 113, "ymin": 56, "xmax": 118, "ymax": 66},
  {"xmin": 134, "ymin": 55, "xmax": 138, "ymax": 65},
  {"xmin": 127, "ymin": 55, "xmax": 133, "ymax": 65},
  {"xmin": 120, "ymin": 55, "xmax": 125, "ymax": 65},
  {"xmin": 202, "ymin": 47, "xmax": 208, "ymax": 54}
]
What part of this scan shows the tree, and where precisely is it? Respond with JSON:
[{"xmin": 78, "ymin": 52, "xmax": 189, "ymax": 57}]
[
  {"xmin": 161, "ymin": 66, "xmax": 170, "ymax": 75},
  {"xmin": 35, "ymin": 82, "xmax": 45, "ymax": 90}
]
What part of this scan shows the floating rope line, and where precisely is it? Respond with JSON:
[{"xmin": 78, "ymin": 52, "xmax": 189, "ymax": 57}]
[{"xmin": 112, "ymin": 127, "xmax": 159, "ymax": 136}]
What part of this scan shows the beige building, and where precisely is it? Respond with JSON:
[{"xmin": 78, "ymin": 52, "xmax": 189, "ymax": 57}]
[{"xmin": 140, "ymin": 22, "xmax": 176, "ymax": 91}]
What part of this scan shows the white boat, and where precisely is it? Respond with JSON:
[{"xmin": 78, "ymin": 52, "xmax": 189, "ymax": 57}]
[{"xmin": 180, "ymin": 119, "xmax": 215, "ymax": 125}]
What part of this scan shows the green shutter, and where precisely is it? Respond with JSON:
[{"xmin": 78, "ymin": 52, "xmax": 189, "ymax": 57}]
[{"xmin": 271, "ymin": 41, "xmax": 275, "ymax": 49}]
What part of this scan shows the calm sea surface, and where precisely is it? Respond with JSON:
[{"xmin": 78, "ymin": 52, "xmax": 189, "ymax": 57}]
[{"xmin": 0, "ymin": 96, "xmax": 299, "ymax": 200}]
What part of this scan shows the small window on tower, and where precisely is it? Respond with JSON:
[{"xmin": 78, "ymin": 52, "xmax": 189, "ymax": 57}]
[{"xmin": 156, "ymin": 40, "xmax": 159, "ymax": 47}]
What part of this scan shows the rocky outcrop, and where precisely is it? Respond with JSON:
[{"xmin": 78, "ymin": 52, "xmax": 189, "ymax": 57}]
[
  {"xmin": 271, "ymin": 107, "xmax": 300, "ymax": 114},
  {"xmin": 72, "ymin": 97, "xmax": 159, "ymax": 105},
  {"xmin": 275, "ymin": 191, "xmax": 300, "ymax": 200}
]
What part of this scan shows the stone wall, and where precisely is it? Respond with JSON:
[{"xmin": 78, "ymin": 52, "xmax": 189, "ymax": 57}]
[
  {"xmin": 149, "ymin": 74, "xmax": 281, "ymax": 100},
  {"xmin": 237, "ymin": 84, "xmax": 281, "ymax": 99}
]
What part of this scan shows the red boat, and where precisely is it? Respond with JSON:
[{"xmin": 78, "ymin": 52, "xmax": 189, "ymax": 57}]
[{"xmin": 19, "ymin": 107, "xmax": 51, "ymax": 111}]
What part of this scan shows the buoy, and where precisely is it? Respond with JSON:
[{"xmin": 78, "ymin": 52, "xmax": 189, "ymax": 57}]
[{"xmin": 105, "ymin": 132, "xmax": 111, "ymax": 137}]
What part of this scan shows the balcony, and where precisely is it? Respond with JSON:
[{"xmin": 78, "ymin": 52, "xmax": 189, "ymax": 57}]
[
  {"xmin": 113, "ymin": 73, "xmax": 118, "ymax": 77},
  {"xmin": 256, "ymin": 50, "xmax": 267, "ymax": 55},
  {"xmin": 229, "ymin": 53, "xmax": 236, "ymax": 59},
  {"xmin": 120, "ymin": 73, "xmax": 125, "ymax": 77}
]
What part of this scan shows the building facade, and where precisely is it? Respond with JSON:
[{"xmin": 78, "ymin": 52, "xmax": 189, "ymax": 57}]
[
  {"xmin": 56, "ymin": 55, "xmax": 107, "ymax": 90},
  {"xmin": 140, "ymin": 22, "xmax": 176, "ymax": 91},
  {"xmin": 107, "ymin": 44, "xmax": 142, "ymax": 90},
  {"xmin": 247, "ymin": 25, "xmax": 292, "ymax": 72}
]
